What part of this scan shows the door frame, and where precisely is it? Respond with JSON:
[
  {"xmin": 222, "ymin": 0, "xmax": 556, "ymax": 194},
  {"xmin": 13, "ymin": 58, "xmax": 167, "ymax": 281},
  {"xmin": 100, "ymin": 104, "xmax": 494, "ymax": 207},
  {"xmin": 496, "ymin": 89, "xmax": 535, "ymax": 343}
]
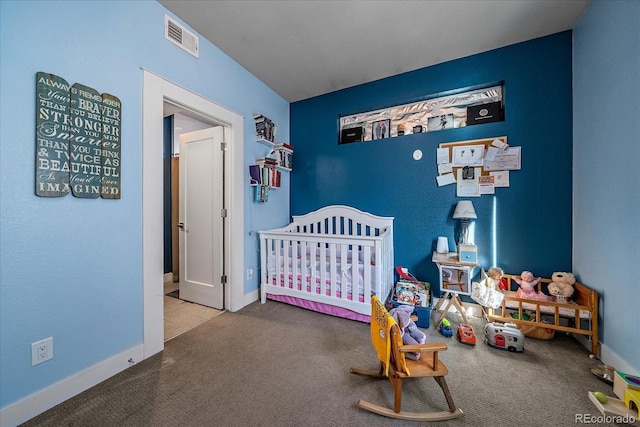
[{"xmin": 142, "ymin": 70, "xmax": 244, "ymax": 358}]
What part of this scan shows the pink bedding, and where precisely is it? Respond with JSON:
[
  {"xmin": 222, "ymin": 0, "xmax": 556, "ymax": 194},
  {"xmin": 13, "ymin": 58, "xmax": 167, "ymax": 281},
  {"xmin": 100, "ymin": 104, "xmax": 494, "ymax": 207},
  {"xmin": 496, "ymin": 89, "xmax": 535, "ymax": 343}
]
[{"xmin": 266, "ymin": 294, "xmax": 369, "ymax": 322}]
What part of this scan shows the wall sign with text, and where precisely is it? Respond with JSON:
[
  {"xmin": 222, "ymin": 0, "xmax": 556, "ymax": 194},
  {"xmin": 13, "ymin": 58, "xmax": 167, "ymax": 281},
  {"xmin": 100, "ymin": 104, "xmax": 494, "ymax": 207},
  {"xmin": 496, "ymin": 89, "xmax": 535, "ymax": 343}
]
[{"xmin": 35, "ymin": 72, "xmax": 121, "ymax": 199}]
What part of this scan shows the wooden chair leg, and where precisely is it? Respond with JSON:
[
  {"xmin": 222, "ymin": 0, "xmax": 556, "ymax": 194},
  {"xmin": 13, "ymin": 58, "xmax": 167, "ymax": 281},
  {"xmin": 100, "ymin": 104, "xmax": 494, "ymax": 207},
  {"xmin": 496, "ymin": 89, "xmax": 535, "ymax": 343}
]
[
  {"xmin": 349, "ymin": 362, "xmax": 386, "ymax": 379},
  {"xmin": 391, "ymin": 376, "xmax": 403, "ymax": 413},
  {"xmin": 434, "ymin": 375, "xmax": 457, "ymax": 412}
]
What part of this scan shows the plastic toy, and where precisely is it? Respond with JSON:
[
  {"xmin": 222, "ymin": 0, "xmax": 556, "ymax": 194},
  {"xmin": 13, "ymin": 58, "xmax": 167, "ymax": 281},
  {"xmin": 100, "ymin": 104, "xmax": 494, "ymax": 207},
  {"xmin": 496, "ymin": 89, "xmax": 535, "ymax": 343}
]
[
  {"xmin": 439, "ymin": 318, "xmax": 453, "ymax": 337},
  {"xmin": 593, "ymin": 391, "xmax": 608, "ymax": 404},
  {"xmin": 484, "ymin": 322, "xmax": 524, "ymax": 352},
  {"xmin": 457, "ymin": 324, "xmax": 476, "ymax": 346},
  {"xmin": 588, "ymin": 391, "xmax": 639, "ymax": 422},
  {"xmin": 624, "ymin": 389, "xmax": 640, "ymax": 418},
  {"xmin": 614, "ymin": 370, "xmax": 640, "ymax": 399},
  {"xmin": 613, "ymin": 371, "xmax": 640, "ymax": 418},
  {"xmin": 396, "ymin": 266, "xmax": 418, "ymax": 282}
]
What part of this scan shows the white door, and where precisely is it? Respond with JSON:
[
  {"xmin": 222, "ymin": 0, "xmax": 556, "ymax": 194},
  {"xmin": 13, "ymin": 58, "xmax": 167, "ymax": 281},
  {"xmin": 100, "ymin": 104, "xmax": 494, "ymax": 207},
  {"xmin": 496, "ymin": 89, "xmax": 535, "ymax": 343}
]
[{"xmin": 178, "ymin": 127, "xmax": 225, "ymax": 309}]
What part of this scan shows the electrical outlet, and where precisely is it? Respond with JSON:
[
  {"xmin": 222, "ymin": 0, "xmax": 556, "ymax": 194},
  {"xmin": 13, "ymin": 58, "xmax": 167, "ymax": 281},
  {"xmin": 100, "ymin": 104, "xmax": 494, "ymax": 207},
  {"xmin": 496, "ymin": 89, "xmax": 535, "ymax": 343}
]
[
  {"xmin": 246, "ymin": 267, "xmax": 254, "ymax": 281},
  {"xmin": 31, "ymin": 337, "xmax": 53, "ymax": 366}
]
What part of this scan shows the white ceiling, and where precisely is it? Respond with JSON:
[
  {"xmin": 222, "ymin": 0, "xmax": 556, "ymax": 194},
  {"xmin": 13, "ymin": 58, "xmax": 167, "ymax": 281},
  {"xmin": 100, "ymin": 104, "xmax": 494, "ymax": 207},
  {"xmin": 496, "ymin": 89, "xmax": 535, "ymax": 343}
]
[{"xmin": 158, "ymin": 0, "xmax": 590, "ymax": 103}]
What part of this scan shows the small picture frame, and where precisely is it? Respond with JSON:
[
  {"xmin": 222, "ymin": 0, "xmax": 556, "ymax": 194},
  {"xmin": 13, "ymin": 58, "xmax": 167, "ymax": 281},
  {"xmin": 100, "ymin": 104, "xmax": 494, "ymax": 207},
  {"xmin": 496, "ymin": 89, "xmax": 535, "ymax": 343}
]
[
  {"xmin": 452, "ymin": 144, "xmax": 484, "ymax": 167},
  {"xmin": 340, "ymin": 126, "xmax": 363, "ymax": 144},
  {"xmin": 427, "ymin": 114, "xmax": 454, "ymax": 131},
  {"xmin": 371, "ymin": 119, "xmax": 390, "ymax": 140},
  {"xmin": 462, "ymin": 165, "xmax": 475, "ymax": 180}
]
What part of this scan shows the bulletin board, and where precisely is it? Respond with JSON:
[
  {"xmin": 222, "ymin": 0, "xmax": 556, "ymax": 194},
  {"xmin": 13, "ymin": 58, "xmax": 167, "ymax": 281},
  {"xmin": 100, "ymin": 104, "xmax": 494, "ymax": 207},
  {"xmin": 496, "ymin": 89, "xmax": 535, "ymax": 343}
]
[{"xmin": 436, "ymin": 136, "xmax": 521, "ymax": 196}]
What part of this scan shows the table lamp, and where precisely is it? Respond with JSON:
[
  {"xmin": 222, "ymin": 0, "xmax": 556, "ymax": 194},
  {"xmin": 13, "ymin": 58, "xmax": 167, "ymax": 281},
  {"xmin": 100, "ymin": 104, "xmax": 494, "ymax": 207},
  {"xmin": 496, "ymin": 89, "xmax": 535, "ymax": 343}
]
[{"xmin": 452, "ymin": 200, "xmax": 477, "ymax": 263}]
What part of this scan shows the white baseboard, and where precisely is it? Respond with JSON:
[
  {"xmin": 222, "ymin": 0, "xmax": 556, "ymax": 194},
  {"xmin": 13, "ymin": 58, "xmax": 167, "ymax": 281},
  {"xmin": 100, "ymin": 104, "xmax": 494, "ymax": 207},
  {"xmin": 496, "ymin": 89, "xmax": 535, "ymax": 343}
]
[
  {"xmin": 163, "ymin": 272, "xmax": 173, "ymax": 283},
  {"xmin": 599, "ymin": 342, "xmax": 639, "ymax": 377},
  {"xmin": 232, "ymin": 288, "xmax": 259, "ymax": 312},
  {"xmin": 0, "ymin": 344, "xmax": 144, "ymax": 427}
]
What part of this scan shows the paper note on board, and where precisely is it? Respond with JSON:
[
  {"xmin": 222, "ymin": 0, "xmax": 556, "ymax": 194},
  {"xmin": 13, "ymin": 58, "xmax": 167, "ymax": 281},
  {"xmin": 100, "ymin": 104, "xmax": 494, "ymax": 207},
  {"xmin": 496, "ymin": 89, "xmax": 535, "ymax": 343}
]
[
  {"xmin": 438, "ymin": 163, "xmax": 453, "ymax": 174},
  {"xmin": 484, "ymin": 146, "xmax": 521, "ymax": 171},
  {"xmin": 479, "ymin": 176, "xmax": 495, "ymax": 194},
  {"xmin": 436, "ymin": 147, "xmax": 449, "ymax": 164},
  {"xmin": 436, "ymin": 173, "xmax": 456, "ymax": 187},
  {"xmin": 452, "ymin": 145, "xmax": 484, "ymax": 167},
  {"xmin": 484, "ymin": 146, "xmax": 500, "ymax": 161},
  {"xmin": 456, "ymin": 167, "xmax": 480, "ymax": 197},
  {"xmin": 490, "ymin": 171, "xmax": 510, "ymax": 187},
  {"xmin": 491, "ymin": 138, "xmax": 508, "ymax": 149}
]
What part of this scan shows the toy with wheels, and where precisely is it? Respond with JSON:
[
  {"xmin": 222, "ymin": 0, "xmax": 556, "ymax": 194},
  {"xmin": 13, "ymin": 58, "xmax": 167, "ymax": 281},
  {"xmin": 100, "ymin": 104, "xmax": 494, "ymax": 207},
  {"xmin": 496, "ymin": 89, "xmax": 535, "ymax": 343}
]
[
  {"xmin": 484, "ymin": 322, "xmax": 524, "ymax": 352},
  {"xmin": 439, "ymin": 318, "xmax": 453, "ymax": 337},
  {"xmin": 457, "ymin": 324, "xmax": 476, "ymax": 346}
]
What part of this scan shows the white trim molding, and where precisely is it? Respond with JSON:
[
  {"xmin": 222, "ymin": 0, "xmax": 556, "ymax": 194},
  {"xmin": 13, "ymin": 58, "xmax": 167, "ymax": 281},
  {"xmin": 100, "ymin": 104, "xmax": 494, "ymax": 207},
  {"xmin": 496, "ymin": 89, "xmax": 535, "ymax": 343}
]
[
  {"xmin": 0, "ymin": 345, "xmax": 144, "ymax": 427},
  {"xmin": 142, "ymin": 69, "xmax": 245, "ymax": 360}
]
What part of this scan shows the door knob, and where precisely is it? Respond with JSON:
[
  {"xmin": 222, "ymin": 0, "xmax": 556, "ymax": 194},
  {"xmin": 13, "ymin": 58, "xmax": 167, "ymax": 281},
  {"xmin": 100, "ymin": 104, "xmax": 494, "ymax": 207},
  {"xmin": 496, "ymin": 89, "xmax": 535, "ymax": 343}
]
[{"xmin": 177, "ymin": 223, "xmax": 185, "ymax": 229}]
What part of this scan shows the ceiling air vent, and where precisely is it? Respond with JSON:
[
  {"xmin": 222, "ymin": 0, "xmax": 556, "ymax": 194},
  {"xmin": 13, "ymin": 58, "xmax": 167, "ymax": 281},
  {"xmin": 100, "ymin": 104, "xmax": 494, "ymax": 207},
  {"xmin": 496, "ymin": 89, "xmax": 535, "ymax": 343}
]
[{"xmin": 165, "ymin": 15, "xmax": 199, "ymax": 58}]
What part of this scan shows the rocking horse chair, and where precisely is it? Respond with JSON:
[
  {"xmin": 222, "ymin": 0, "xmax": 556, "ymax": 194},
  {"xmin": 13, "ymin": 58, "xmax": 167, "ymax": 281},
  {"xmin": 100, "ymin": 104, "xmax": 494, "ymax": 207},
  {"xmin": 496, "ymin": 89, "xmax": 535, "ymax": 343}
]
[{"xmin": 350, "ymin": 295, "xmax": 463, "ymax": 421}]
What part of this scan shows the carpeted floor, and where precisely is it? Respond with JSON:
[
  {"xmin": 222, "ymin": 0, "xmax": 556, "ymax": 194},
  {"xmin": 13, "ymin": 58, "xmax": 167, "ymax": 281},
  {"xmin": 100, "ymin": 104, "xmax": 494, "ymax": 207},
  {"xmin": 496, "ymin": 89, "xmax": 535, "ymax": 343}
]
[{"xmin": 22, "ymin": 300, "xmax": 615, "ymax": 427}]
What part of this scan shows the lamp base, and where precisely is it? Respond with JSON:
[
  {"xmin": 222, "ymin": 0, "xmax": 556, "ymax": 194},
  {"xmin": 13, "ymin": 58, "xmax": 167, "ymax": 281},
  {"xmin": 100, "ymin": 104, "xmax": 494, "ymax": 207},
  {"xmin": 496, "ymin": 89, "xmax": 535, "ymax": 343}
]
[{"xmin": 458, "ymin": 244, "xmax": 477, "ymax": 263}]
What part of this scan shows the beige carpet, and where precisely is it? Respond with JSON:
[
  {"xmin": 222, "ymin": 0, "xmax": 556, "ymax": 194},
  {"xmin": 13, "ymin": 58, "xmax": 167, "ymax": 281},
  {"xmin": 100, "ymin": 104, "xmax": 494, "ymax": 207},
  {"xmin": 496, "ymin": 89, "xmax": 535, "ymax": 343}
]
[{"xmin": 22, "ymin": 300, "xmax": 614, "ymax": 427}]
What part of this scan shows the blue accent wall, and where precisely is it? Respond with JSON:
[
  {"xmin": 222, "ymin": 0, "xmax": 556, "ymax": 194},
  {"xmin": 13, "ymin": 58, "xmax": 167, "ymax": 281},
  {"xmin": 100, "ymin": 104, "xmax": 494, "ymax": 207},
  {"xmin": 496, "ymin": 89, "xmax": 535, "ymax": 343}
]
[{"xmin": 291, "ymin": 32, "xmax": 573, "ymax": 289}]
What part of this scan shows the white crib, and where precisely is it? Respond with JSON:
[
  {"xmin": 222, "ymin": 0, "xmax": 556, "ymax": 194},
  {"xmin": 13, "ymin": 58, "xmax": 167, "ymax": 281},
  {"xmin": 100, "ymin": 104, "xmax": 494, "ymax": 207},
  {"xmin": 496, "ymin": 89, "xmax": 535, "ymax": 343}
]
[{"xmin": 259, "ymin": 205, "xmax": 394, "ymax": 322}]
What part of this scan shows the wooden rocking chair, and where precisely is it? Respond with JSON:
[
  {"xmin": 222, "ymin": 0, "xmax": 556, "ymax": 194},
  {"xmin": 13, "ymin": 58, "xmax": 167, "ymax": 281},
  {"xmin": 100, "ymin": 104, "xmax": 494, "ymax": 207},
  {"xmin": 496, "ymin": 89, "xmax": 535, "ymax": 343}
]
[{"xmin": 350, "ymin": 295, "xmax": 463, "ymax": 421}]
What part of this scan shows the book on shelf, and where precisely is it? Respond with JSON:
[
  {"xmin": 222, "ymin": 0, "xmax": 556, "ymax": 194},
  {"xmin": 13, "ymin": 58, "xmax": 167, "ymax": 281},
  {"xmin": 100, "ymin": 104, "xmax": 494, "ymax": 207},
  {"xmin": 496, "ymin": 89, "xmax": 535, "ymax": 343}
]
[
  {"xmin": 255, "ymin": 157, "xmax": 278, "ymax": 167},
  {"xmin": 255, "ymin": 156, "xmax": 278, "ymax": 162},
  {"xmin": 249, "ymin": 165, "xmax": 261, "ymax": 185},
  {"xmin": 250, "ymin": 163, "xmax": 281, "ymax": 191},
  {"xmin": 263, "ymin": 167, "xmax": 280, "ymax": 187},
  {"xmin": 271, "ymin": 169, "xmax": 281, "ymax": 188},
  {"xmin": 274, "ymin": 142, "xmax": 293, "ymax": 150},
  {"xmin": 394, "ymin": 280, "xmax": 430, "ymax": 307},
  {"xmin": 254, "ymin": 114, "xmax": 276, "ymax": 142},
  {"xmin": 255, "ymin": 184, "xmax": 269, "ymax": 203},
  {"xmin": 272, "ymin": 143, "xmax": 294, "ymax": 170}
]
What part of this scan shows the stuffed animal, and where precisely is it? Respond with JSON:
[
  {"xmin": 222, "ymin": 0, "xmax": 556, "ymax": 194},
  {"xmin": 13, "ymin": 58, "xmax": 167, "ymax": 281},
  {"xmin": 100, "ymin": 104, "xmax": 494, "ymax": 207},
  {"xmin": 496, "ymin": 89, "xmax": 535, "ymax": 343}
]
[
  {"xmin": 514, "ymin": 270, "xmax": 549, "ymax": 301},
  {"xmin": 547, "ymin": 272, "xmax": 576, "ymax": 301},
  {"xmin": 388, "ymin": 304, "xmax": 426, "ymax": 360}
]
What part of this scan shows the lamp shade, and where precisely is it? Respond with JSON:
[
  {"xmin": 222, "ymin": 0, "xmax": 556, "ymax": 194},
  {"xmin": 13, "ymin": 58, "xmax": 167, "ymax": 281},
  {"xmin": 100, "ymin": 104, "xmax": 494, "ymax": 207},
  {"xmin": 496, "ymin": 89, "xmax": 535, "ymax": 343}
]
[{"xmin": 452, "ymin": 200, "xmax": 477, "ymax": 219}]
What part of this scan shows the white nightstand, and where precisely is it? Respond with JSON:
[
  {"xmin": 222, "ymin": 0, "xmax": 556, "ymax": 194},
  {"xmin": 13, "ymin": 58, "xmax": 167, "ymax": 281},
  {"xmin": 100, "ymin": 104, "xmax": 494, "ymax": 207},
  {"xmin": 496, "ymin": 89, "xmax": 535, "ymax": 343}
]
[{"xmin": 431, "ymin": 251, "xmax": 479, "ymax": 327}]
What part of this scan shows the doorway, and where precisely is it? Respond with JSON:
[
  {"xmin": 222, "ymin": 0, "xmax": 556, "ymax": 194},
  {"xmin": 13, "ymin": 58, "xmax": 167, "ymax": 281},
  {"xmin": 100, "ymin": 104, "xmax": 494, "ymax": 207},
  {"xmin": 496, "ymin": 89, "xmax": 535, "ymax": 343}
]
[
  {"xmin": 162, "ymin": 111, "xmax": 225, "ymax": 340},
  {"xmin": 142, "ymin": 70, "xmax": 245, "ymax": 358}
]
